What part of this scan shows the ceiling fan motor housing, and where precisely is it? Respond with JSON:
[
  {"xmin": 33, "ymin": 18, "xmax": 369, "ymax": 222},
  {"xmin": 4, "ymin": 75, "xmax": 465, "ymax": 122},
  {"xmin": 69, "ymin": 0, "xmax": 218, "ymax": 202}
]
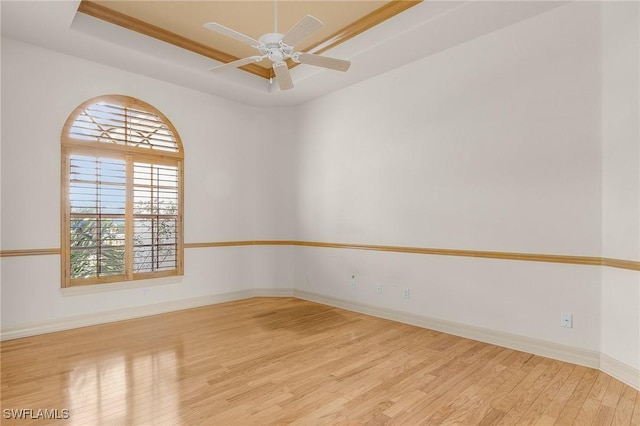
[{"xmin": 258, "ymin": 33, "xmax": 293, "ymax": 62}]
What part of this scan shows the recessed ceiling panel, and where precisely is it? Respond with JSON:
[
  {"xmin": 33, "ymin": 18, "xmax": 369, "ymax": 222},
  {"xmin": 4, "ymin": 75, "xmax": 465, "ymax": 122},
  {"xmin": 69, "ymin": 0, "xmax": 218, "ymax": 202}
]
[{"xmin": 90, "ymin": 0, "xmax": 390, "ymax": 69}]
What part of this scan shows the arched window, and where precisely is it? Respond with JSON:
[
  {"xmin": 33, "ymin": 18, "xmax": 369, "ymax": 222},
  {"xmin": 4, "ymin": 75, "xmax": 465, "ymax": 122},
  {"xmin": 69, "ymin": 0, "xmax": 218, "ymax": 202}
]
[{"xmin": 61, "ymin": 95, "xmax": 184, "ymax": 287}]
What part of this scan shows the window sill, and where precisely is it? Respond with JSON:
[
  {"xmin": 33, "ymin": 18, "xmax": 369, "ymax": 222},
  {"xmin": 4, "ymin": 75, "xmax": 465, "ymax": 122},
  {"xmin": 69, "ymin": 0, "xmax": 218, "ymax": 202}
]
[{"xmin": 61, "ymin": 275, "xmax": 182, "ymax": 296}]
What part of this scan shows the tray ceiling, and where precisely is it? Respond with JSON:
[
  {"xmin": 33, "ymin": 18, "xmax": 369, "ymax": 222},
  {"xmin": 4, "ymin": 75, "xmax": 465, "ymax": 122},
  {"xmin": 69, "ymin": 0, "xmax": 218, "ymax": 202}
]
[{"xmin": 79, "ymin": 0, "xmax": 417, "ymax": 78}]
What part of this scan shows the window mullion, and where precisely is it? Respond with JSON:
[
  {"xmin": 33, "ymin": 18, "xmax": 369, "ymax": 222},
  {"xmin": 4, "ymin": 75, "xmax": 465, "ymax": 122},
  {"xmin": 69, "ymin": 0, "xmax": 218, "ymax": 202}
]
[{"xmin": 125, "ymin": 154, "xmax": 134, "ymax": 280}]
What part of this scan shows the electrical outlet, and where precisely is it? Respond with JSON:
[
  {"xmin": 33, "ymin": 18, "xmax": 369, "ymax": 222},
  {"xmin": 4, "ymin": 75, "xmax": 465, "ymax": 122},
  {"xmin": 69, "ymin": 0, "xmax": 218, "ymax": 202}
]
[
  {"xmin": 376, "ymin": 284, "xmax": 383, "ymax": 294},
  {"xmin": 351, "ymin": 274, "xmax": 357, "ymax": 290},
  {"xmin": 561, "ymin": 312, "xmax": 573, "ymax": 328},
  {"xmin": 403, "ymin": 288, "xmax": 411, "ymax": 300}
]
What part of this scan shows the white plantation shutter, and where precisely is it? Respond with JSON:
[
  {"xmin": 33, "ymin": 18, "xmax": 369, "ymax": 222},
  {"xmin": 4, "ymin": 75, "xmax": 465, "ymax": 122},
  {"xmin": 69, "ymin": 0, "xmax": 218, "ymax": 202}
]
[
  {"xmin": 70, "ymin": 102, "xmax": 180, "ymax": 152},
  {"xmin": 133, "ymin": 162, "xmax": 179, "ymax": 273},
  {"xmin": 69, "ymin": 156, "xmax": 127, "ymax": 279},
  {"xmin": 62, "ymin": 96, "xmax": 183, "ymax": 287}
]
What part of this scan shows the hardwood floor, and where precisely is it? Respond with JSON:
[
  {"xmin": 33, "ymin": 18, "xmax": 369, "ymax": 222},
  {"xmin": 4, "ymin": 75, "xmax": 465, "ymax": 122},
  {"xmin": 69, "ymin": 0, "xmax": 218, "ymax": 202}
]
[{"xmin": 1, "ymin": 297, "xmax": 638, "ymax": 425}]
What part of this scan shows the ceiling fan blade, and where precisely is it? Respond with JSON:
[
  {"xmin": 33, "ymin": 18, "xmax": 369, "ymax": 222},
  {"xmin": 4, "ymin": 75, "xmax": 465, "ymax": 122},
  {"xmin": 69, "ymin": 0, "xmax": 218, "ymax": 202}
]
[
  {"xmin": 280, "ymin": 15, "xmax": 323, "ymax": 47},
  {"xmin": 295, "ymin": 53, "xmax": 351, "ymax": 72},
  {"xmin": 203, "ymin": 22, "xmax": 260, "ymax": 47},
  {"xmin": 209, "ymin": 56, "xmax": 265, "ymax": 73},
  {"xmin": 273, "ymin": 61, "xmax": 294, "ymax": 90}
]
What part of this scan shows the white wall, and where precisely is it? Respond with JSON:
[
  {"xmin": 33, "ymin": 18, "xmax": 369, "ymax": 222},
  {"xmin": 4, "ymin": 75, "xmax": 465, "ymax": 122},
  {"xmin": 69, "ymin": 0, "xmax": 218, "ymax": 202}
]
[
  {"xmin": 0, "ymin": 38, "xmax": 296, "ymax": 329},
  {"xmin": 292, "ymin": 1, "xmax": 634, "ymax": 375},
  {"xmin": 295, "ymin": 2, "xmax": 602, "ymax": 255},
  {"xmin": 600, "ymin": 1, "xmax": 640, "ymax": 375}
]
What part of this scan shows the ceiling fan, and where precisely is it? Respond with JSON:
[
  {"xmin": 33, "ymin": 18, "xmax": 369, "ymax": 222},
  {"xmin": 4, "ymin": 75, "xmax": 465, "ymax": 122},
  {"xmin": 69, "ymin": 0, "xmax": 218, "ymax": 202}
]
[{"xmin": 203, "ymin": 3, "xmax": 351, "ymax": 91}]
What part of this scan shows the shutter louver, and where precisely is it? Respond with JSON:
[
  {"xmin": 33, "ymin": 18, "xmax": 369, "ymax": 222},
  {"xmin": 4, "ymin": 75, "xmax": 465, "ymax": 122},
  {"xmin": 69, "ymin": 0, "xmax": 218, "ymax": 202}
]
[
  {"xmin": 70, "ymin": 102, "xmax": 179, "ymax": 152},
  {"xmin": 69, "ymin": 155, "xmax": 126, "ymax": 279}
]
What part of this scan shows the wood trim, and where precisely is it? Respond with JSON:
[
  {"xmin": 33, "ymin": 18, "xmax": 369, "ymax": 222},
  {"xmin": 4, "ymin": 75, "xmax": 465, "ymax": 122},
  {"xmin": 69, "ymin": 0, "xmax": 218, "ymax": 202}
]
[
  {"xmin": 132, "ymin": 270, "xmax": 180, "ymax": 281},
  {"xmin": 601, "ymin": 257, "xmax": 640, "ymax": 272},
  {"xmin": 69, "ymin": 273, "xmax": 128, "ymax": 287},
  {"xmin": 4, "ymin": 241, "xmax": 640, "ymax": 273},
  {"xmin": 61, "ymin": 141, "xmax": 185, "ymax": 163},
  {"xmin": 294, "ymin": 241, "xmax": 604, "ymax": 266},
  {"xmin": 304, "ymin": 1, "xmax": 421, "ymax": 58},
  {"xmin": 184, "ymin": 240, "xmax": 295, "ymax": 249},
  {"xmin": 0, "ymin": 248, "xmax": 61, "ymax": 257},
  {"xmin": 185, "ymin": 240, "xmax": 640, "ymax": 272},
  {"xmin": 66, "ymin": 270, "xmax": 179, "ymax": 287},
  {"xmin": 77, "ymin": 0, "xmax": 422, "ymax": 80},
  {"xmin": 77, "ymin": 1, "xmax": 270, "ymax": 79}
]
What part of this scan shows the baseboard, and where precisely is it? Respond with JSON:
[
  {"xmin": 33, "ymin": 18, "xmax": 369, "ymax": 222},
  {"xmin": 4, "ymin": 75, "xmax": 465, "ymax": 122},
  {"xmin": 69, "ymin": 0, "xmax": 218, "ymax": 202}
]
[
  {"xmin": 600, "ymin": 353, "xmax": 640, "ymax": 390},
  {"xmin": 252, "ymin": 287, "xmax": 295, "ymax": 297},
  {"xmin": 293, "ymin": 289, "xmax": 601, "ymax": 370},
  {"xmin": 0, "ymin": 288, "xmax": 295, "ymax": 341}
]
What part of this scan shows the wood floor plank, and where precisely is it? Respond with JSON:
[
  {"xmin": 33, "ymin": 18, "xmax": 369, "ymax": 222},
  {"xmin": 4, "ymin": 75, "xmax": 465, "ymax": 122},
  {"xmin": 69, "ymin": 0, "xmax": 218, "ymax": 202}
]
[
  {"xmin": 574, "ymin": 371, "xmax": 613, "ymax": 425},
  {"xmin": 514, "ymin": 363, "xmax": 575, "ymax": 425},
  {"xmin": 385, "ymin": 344, "xmax": 507, "ymax": 424},
  {"xmin": 498, "ymin": 359, "xmax": 565, "ymax": 425},
  {"xmin": 631, "ymin": 391, "xmax": 640, "ymax": 425},
  {"xmin": 448, "ymin": 351, "xmax": 535, "ymax": 425},
  {"xmin": 594, "ymin": 378, "xmax": 625, "ymax": 425},
  {"xmin": 554, "ymin": 367, "xmax": 600, "ymax": 425},
  {"xmin": 611, "ymin": 384, "xmax": 637, "ymax": 426},
  {"xmin": 420, "ymin": 348, "xmax": 514, "ymax": 424},
  {"xmin": 476, "ymin": 355, "xmax": 550, "ymax": 423},
  {"xmin": 533, "ymin": 364, "xmax": 587, "ymax": 425},
  {"xmin": 1, "ymin": 297, "xmax": 637, "ymax": 425}
]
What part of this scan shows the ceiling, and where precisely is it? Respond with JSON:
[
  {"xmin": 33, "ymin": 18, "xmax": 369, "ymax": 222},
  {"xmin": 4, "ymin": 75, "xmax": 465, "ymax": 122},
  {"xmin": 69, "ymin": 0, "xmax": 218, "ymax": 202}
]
[
  {"xmin": 86, "ymin": 0, "xmax": 395, "ymax": 74},
  {"xmin": 1, "ymin": 1, "xmax": 568, "ymax": 107}
]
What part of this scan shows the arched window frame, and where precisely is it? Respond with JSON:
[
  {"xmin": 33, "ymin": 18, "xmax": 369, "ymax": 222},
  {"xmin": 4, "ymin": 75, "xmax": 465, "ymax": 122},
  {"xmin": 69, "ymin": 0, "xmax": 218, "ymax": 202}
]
[{"xmin": 61, "ymin": 95, "xmax": 184, "ymax": 287}]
